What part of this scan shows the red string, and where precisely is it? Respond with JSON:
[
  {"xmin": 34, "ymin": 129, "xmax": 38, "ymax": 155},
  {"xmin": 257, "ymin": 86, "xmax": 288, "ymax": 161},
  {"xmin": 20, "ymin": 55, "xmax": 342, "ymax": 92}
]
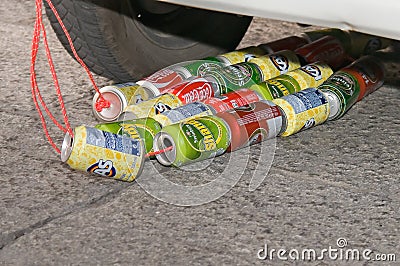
[
  {"xmin": 44, "ymin": 0, "xmax": 110, "ymax": 110},
  {"xmin": 31, "ymin": 0, "xmax": 62, "ymax": 153},
  {"xmin": 145, "ymin": 146, "xmax": 173, "ymax": 158},
  {"xmin": 31, "ymin": 0, "xmax": 110, "ymax": 154}
]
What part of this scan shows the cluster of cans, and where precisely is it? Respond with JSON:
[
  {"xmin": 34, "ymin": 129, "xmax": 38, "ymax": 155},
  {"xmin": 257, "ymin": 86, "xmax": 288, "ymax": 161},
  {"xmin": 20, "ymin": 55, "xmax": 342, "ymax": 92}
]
[{"xmin": 61, "ymin": 28, "xmax": 389, "ymax": 181}]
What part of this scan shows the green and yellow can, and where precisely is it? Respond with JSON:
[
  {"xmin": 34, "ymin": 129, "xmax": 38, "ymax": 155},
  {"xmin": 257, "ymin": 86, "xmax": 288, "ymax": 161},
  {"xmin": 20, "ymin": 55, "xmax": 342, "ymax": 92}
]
[
  {"xmin": 250, "ymin": 62, "xmax": 333, "ymax": 100},
  {"xmin": 153, "ymin": 116, "xmax": 231, "ymax": 167},
  {"xmin": 248, "ymin": 50, "xmax": 302, "ymax": 81}
]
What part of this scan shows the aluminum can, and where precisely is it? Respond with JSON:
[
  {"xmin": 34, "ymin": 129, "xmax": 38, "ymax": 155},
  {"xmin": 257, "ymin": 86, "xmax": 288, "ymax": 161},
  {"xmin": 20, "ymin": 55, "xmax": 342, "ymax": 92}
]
[
  {"xmin": 203, "ymin": 62, "xmax": 264, "ymax": 94},
  {"xmin": 214, "ymin": 46, "xmax": 267, "ymax": 64},
  {"xmin": 250, "ymin": 62, "xmax": 333, "ymax": 100},
  {"xmin": 347, "ymin": 31, "xmax": 393, "ymax": 58},
  {"xmin": 94, "ymin": 118, "xmax": 162, "ymax": 154},
  {"xmin": 273, "ymin": 88, "xmax": 330, "ymax": 137},
  {"xmin": 160, "ymin": 77, "xmax": 218, "ymax": 104},
  {"xmin": 153, "ymin": 88, "xmax": 262, "ymax": 127},
  {"xmin": 216, "ymin": 101, "xmax": 283, "ymax": 152},
  {"xmin": 136, "ymin": 68, "xmax": 184, "ymax": 97},
  {"xmin": 203, "ymin": 88, "xmax": 263, "ymax": 112},
  {"xmin": 258, "ymin": 35, "xmax": 309, "ymax": 54},
  {"xmin": 248, "ymin": 50, "xmax": 301, "ymax": 81},
  {"xmin": 92, "ymin": 83, "xmax": 153, "ymax": 122},
  {"xmin": 121, "ymin": 93, "xmax": 183, "ymax": 120},
  {"xmin": 318, "ymin": 55, "xmax": 385, "ymax": 120},
  {"xmin": 61, "ymin": 126, "xmax": 145, "ymax": 182},
  {"xmin": 153, "ymin": 116, "xmax": 231, "ymax": 167},
  {"xmin": 302, "ymin": 28, "xmax": 351, "ymax": 52},
  {"xmin": 295, "ymin": 35, "xmax": 349, "ymax": 70},
  {"xmin": 137, "ymin": 60, "xmax": 225, "ymax": 94}
]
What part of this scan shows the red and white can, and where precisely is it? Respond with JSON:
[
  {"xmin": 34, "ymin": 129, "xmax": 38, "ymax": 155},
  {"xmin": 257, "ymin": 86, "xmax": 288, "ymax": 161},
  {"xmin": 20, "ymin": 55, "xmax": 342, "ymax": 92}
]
[
  {"xmin": 204, "ymin": 88, "xmax": 262, "ymax": 113},
  {"xmin": 216, "ymin": 100, "xmax": 283, "ymax": 152},
  {"xmin": 161, "ymin": 77, "xmax": 218, "ymax": 104}
]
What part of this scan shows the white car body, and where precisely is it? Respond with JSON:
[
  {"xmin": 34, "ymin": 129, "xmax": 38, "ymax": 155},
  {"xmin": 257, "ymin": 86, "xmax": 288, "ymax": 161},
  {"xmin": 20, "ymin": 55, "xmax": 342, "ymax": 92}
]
[{"xmin": 160, "ymin": 0, "xmax": 400, "ymax": 40}]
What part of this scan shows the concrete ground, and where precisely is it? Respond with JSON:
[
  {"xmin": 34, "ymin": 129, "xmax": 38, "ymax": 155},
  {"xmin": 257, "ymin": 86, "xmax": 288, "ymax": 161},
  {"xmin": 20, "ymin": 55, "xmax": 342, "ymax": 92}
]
[{"xmin": 0, "ymin": 0, "xmax": 399, "ymax": 265}]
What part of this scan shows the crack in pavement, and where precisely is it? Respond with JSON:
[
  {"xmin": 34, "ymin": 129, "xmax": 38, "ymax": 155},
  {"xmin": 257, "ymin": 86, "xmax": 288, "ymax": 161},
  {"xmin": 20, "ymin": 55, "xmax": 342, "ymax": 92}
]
[{"xmin": 0, "ymin": 182, "xmax": 132, "ymax": 251}]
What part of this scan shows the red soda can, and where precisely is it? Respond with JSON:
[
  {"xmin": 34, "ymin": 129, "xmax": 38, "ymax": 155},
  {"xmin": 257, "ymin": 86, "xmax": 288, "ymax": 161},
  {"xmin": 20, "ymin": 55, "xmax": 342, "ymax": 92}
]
[
  {"xmin": 295, "ymin": 35, "xmax": 349, "ymax": 70},
  {"xmin": 216, "ymin": 101, "xmax": 283, "ymax": 152},
  {"xmin": 160, "ymin": 77, "xmax": 218, "ymax": 104},
  {"xmin": 136, "ymin": 68, "xmax": 187, "ymax": 97},
  {"xmin": 204, "ymin": 88, "xmax": 262, "ymax": 113},
  {"xmin": 258, "ymin": 36, "xmax": 309, "ymax": 54}
]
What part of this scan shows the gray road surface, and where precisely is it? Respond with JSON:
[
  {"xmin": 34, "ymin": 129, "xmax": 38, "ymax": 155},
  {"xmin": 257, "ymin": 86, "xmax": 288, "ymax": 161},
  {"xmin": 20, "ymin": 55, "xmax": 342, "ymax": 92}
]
[{"xmin": 0, "ymin": 1, "xmax": 399, "ymax": 265}]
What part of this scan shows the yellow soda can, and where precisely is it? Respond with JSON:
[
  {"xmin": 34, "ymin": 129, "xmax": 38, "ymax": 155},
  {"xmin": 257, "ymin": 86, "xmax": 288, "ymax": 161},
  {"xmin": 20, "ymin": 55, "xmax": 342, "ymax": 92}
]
[
  {"xmin": 273, "ymin": 88, "xmax": 330, "ymax": 137},
  {"xmin": 216, "ymin": 46, "xmax": 266, "ymax": 65},
  {"xmin": 61, "ymin": 126, "xmax": 146, "ymax": 182},
  {"xmin": 249, "ymin": 50, "xmax": 301, "ymax": 81},
  {"xmin": 250, "ymin": 62, "xmax": 333, "ymax": 100},
  {"xmin": 121, "ymin": 93, "xmax": 183, "ymax": 120},
  {"xmin": 277, "ymin": 62, "xmax": 333, "ymax": 91}
]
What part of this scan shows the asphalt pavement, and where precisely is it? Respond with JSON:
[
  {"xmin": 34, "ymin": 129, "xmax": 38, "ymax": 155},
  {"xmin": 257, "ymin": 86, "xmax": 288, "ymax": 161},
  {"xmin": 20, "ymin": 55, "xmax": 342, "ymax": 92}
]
[{"xmin": 0, "ymin": 1, "xmax": 399, "ymax": 265}]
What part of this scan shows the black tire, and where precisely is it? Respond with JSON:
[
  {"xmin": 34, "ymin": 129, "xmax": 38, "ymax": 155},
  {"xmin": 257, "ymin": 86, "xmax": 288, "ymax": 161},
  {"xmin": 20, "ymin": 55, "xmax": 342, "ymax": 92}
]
[{"xmin": 45, "ymin": 0, "xmax": 252, "ymax": 82}]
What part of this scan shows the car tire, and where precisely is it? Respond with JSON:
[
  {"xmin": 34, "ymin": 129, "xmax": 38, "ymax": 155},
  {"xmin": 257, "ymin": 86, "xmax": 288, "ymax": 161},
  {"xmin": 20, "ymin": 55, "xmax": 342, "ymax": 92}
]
[{"xmin": 45, "ymin": 0, "xmax": 252, "ymax": 82}]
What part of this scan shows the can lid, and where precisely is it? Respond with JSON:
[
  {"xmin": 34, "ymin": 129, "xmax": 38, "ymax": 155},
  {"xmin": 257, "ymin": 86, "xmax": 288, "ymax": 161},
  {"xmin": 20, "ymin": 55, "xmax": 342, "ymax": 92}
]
[
  {"xmin": 61, "ymin": 131, "xmax": 74, "ymax": 162},
  {"xmin": 153, "ymin": 132, "xmax": 176, "ymax": 166},
  {"xmin": 92, "ymin": 87, "xmax": 127, "ymax": 122},
  {"xmin": 321, "ymin": 90, "xmax": 340, "ymax": 120}
]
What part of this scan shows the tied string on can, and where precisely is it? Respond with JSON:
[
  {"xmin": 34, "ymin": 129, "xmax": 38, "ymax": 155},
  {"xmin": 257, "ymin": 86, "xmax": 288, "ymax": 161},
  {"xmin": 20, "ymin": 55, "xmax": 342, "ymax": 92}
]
[
  {"xmin": 145, "ymin": 146, "xmax": 173, "ymax": 158},
  {"xmin": 31, "ymin": 0, "xmax": 110, "ymax": 153}
]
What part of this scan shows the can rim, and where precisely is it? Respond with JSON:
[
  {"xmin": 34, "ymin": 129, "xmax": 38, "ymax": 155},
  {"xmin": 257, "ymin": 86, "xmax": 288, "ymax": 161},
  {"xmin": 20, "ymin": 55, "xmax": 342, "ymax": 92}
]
[
  {"xmin": 61, "ymin": 130, "xmax": 74, "ymax": 162},
  {"xmin": 92, "ymin": 86, "xmax": 128, "ymax": 122},
  {"xmin": 320, "ymin": 89, "xmax": 341, "ymax": 120},
  {"xmin": 153, "ymin": 132, "xmax": 176, "ymax": 166},
  {"xmin": 136, "ymin": 80, "xmax": 161, "ymax": 97}
]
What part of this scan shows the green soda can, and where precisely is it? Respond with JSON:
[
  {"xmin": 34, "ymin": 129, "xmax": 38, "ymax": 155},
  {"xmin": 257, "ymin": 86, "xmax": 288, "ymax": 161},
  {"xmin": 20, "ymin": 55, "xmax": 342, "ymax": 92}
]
[
  {"xmin": 318, "ymin": 55, "xmax": 385, "ymax": 120},
  {"xmin": 153, "ymin": 116, "xmax": 231, "ymax": 167},
  {"xmin": 202, "ymin": 62, "xmax": 264, "ymax": 94},
  {"xmin": 172, "ymin": 60, "xmax": 225, "ymax": 79},
  {"xmin": 95, "ymin": 118, "xmax": 162, "ymax": 154},
  {"xmin": 250, "ymin": 62, "xmax": 333, "ymax": 100}
]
